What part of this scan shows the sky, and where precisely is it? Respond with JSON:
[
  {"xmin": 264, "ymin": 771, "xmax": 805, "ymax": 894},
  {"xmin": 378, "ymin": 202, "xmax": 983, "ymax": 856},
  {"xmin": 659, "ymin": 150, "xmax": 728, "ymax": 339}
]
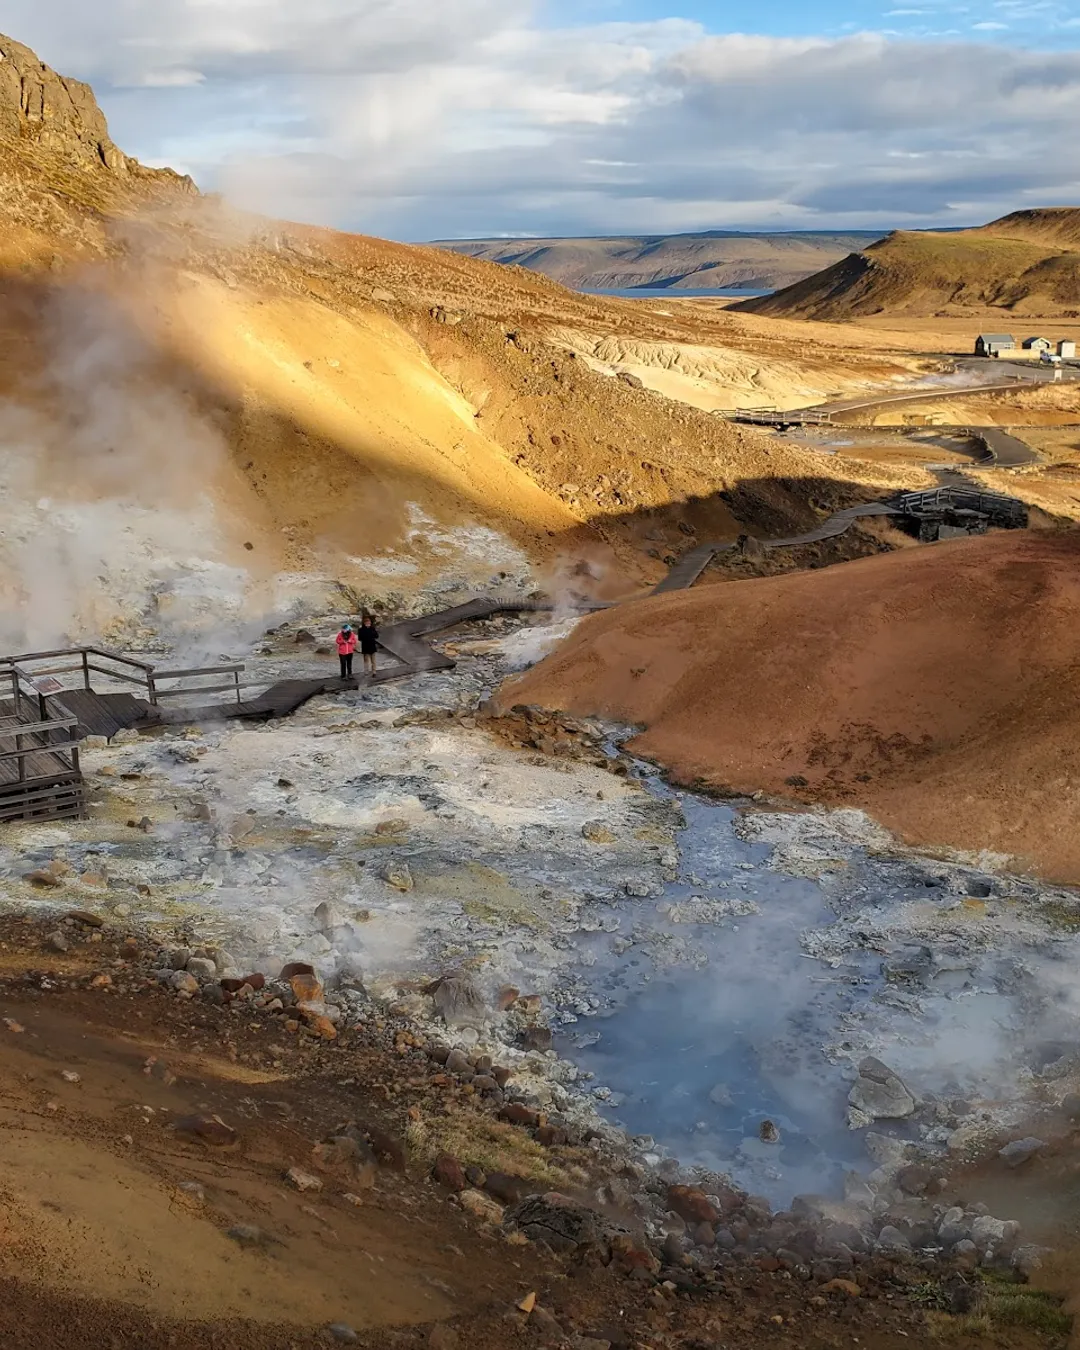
[{"xmin": 5, "ymin": 0, "xmax": 1080, "ymax": 240}]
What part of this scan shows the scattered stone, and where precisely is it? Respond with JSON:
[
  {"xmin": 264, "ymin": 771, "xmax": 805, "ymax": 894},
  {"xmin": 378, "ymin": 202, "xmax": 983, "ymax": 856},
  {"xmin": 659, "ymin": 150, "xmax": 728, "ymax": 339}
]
[
  {"xmin": 519, "ymin": 1026, "xmax": 552, "ymax": 1052},
  {"xmin": 581, "ymin": 821, "xmax": 617, "ymax": 844},
  {"xmin": 875, "ymin": 1225, "xmax": 912, "ymax": 1254},
  {"xmin": 222, "ymin": 974, "xmax": 266, "ymax": 994},
  {"xmin": 848, "ymin": 1057, "xmax": 916, "ymax": 1121},
  {"xmin": 174, "ymin": 1115, "xmax": 239, "ymax": 1148},
  {"xmin": 290, "ymin": 971, "xmax": 324, "ymax": 1003},
  {"xmin": 433, "ymin": 974, "xmax": 486, "ymax": 1029},
  {"xmin": 667, "ymin": 1185, "xmax": 721, "ymax": 1226},
  {"xmin": 970, "ymin": 1216, "xmax": 1009, "ymax": 1250},
  {"xmin": 517, "ymin": 1292, "xmax": 537, "ymax": 1315},
  {"xmin": 314, "ymin": 901, "xmax": 343, "ymax": 934},
  {"xmin": 46, "ymin": 931, "xmax": 69, "ymax": 953},
  {"xmin": 25, "ymin": 867, "xmax": 65, "ymax": 888},
  {"xmin": 428, "ymin": 1328, "xmax": 459, "ymax": 1350},
  {"xmin": 66, "ymin": 910, "xmax": 105, "ymax": 929},
  {"xmin": 383, "ymin": 861, "xmax": 414, "ymax": 893},
  {"xmin": 496, "ymin": 1107, "xmax": 540, "ymax": 1128},
  {"xmin": 895, "ymin": 1164, "xmax": 933, "ymax": 1196},
  {"xmin": 998, "ymin": 1137, "xmax": 1046, "ymax": 1168},
  {"xmin": 281, "ymin": 962, "xmax": 316, "ymax": 980},
  {"xmin": 186, "ymin": 957, "xmax": 217, "ymax": 980},
  {"xmin": 497, "ymin": 985, "xmax": 520, "ymax": 1011},
  {"xmin": 465, "ymin": 1165, "xmax": 486, "ymax": 1188},
  {"xmin": 445, "ymin": 1048, "xmax": 473, "ymax": 1076},
  {"xmin": 484, "ymin": 1172, "xmax": 529, "ymax": 1205},
  {"xmin": 821, "ymin": 1279, "xmax": 862, "ymax": 1298},
  {"xmin": 2, "ymin": 1019, "xmax": 25, "ymax": 1034},
  {"xmin": 433, "ymin": 1155, "xmax": 467, "ymax": 1192},
  {"xmin": 759, "ymin": 1120, "xmax": 780, "ymax": 1143},
  {"xmin": 60, "ymin": 1070, "xmax": 81, "ymax": 1084},
  {"xmin": 170, "ymin": 971, "xmax": 199, "ymax": 995},
  {"xmin": 178, "ymin": 1181, "xmax": 206, "ymax": 1201},
  {"xmin": 286, "ymin": 1168, "xmax": 323, "ymax": 1193}
]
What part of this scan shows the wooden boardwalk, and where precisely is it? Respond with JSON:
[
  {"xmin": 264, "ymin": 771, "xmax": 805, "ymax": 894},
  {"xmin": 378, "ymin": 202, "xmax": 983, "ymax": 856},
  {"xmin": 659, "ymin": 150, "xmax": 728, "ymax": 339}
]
[{"xmin": 0, "ymin": 694, "xmax": 84, "ymax": 823}]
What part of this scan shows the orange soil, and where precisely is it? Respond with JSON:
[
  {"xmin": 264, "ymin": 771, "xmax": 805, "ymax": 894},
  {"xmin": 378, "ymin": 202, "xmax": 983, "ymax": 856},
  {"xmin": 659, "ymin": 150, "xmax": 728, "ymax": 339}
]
[{"xmin": 500, "ymin": 531, "xmax": 1080, "ymax": 882}]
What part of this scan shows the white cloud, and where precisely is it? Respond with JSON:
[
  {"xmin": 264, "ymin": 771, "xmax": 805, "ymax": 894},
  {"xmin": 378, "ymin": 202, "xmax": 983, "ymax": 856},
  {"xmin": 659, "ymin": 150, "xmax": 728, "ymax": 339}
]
[{"xmin": 4, "ymin": 6, "xmax": 1080, "ymax": 237}]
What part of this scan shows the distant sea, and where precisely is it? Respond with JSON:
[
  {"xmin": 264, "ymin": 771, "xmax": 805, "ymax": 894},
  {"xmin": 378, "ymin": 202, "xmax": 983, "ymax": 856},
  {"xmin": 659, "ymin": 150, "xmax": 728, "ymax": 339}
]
[{"xmin": 579, "ymin": 286, "xmax": 774, "ymax": 299}]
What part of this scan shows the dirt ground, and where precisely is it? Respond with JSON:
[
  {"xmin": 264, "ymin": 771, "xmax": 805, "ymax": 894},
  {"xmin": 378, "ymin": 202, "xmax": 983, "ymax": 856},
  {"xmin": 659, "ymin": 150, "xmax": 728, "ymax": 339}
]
[
  {"xmin": 499, "ymin": 529, "xmax": 1080, "ymax": 884},
  {"xmin": 0, "ymin": 911, "xmax": 1066, "ymax": 1350}
]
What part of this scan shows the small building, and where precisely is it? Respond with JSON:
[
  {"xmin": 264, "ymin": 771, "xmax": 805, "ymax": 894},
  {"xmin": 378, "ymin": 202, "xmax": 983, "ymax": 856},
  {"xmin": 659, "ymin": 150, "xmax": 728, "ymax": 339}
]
[
  {"xmin": 1022, "ymin": 336, "xmax": 1052, "ymax": 352},
  {"xmin": 975, "ymin": 333, "xmax": 1016, "ymax": 357},
  {"xmin": 1059, "ymin": 339, "xmax": 1077, "ymax": 359}
]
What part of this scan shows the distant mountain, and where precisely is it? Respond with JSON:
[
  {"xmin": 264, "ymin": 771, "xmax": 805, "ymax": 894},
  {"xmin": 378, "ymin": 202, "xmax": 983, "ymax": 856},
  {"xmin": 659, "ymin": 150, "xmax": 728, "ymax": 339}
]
[
  {"xmin": 736, "ymin": 209, "xmax": 1080, "ymax": 320},
  {"xmin": 432, "ymin": 230, "xmax": 887, "ymax": 293}
]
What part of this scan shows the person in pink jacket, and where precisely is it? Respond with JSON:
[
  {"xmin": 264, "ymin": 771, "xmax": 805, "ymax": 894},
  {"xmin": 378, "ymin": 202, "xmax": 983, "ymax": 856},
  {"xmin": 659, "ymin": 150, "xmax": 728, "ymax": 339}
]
[{"xmin": 335, "ymin": 623, "xmax": 358, "ymax": 679}]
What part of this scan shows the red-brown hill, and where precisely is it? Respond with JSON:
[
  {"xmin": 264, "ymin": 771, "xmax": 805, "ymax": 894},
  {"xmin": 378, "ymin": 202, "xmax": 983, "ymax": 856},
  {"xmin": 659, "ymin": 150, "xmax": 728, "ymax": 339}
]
[{"xmin": 499, "ymin": 530, "xmax": 1080, "ymax": 881}]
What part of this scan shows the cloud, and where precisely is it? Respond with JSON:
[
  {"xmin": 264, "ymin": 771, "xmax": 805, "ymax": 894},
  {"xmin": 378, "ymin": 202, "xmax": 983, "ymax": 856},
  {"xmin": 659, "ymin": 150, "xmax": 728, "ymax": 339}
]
[{"xmin": 5, "ymin": 6, "xmax": 1080, "ymax": 236}]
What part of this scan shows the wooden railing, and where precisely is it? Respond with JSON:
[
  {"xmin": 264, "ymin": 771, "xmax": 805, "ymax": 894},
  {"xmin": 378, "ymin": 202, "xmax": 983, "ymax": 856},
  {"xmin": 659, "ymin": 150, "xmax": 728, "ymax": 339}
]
[
  {"xmin": 0, "ymin": 647, "xmax": 246, "ymax": 707},
  {"xmin": 0, "ymin": 663, "xmax": 82, "ymax": 786}
]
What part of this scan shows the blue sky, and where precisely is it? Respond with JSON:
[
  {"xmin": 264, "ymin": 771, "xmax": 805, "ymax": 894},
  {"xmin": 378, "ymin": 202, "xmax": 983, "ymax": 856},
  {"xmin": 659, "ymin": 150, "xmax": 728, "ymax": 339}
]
[{"xmin": 6, "ymin": 0, "xmax": 1080, "ymax": 238}]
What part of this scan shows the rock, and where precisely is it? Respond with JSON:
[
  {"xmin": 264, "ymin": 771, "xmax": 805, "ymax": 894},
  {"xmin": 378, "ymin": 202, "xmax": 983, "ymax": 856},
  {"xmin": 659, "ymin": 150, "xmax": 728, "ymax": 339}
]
[
  {"xmin": 445, "ymin": 1048, "xmax": 473, "ymax": 1076},
  {"xmin": 66, "ymin": 910, "xmax": 104, "ymax": 928},
  {"xmin": 582, "ymin": 821, "xmax": 617, "ymax": 844},
  {"xmin": 465, "ymin": 1165, "xmax": 486, "ymax": 1188},
  {"xmin": 170, "ymin": 971, "xmax": 199, "ymax": 995},
  {"xmin": 472, "ymin": 1075, "xmax": 499, "ymax": 1095},
  {"xmin": 821, "ymin": 1279, "xmax": 862, "ymax": 1298},
  {"xmin": 302, "ymin": 1013, "xmax": 339, "ymax": 1041},
  {"xmin": 433, "ymin": 974, "xmax": 486, "ymax": 1029},
  {"xmin": 875, "ymin": 1225, "xmax": 912, "ymax": 1254},
  {"xmin": 166, "ymin": 948, "xmax": 193, "ymax": 971},
  {"xmin": 286, "ymin": 1167, "xmax": 323, "ymax": 1193},
  {"xmin": 312, "ymin": 1136, "xmax": 377, "ymax": 1187},
  {"xmin": 314, "ymin": 901, "xmax": 343, "ymax": 934},
  {"xmin": 693, "ymin": 1222, "xmax": 716, "ymax": 1247},
  {"xmin": 667, "ymin": 1185, "xmax": 721, "ymax": 1226},
  {"xmin": 60, "ymin": 1070, "xmax": 81, "ymax": 1084},
  {"xmin": 484, "ymin": 1172, "xmax": 530, "ymax": 1205},
  {"xmin": 375, "ymin": 818, "xmax": 409, "ymax": 836},
  {"xmin": 46, "ymin": 930, "xmax": 69, "ymax": 953},
  {"xmin": 759, "ymin": 1120, "xmax": 780, "ymax": 1143},
  {"xmin": 499, "ymin": 1103, "xmax": 540, "ymax": 1129},
  {"xmin": 505, "ymin": 1193, "xmax": 609, "ymax": 1252},
  {"xmin": 281, "ymin": 961, "xmax": 316, "ymax": 980},
  {"xmin": 998, "ymin": 1137, "xmax": 1045, "ymax": 1168},
  {"xmin": 326, "ymin": 1324, "xmax": 358, "ymax": 1343},
  {"xmin": 536, "ymin": 1124, "xmax": 568, "ymax": 1147},
  {"xmin": 938, "ymin": 1208, "xmax": 971, "ymax": 1247},
  {"xmin": 529, "ymin": 1306, "xmax": 563, "ymax": 1342},
  {"xmin": 1013, "ymin": 1243, "xmax": 1050, "ymax": 1277},
  {"xmin": 848, "ymin": 1057, "xmax": 916, "ymax": 1121},
  {"xmin": 519, "ymin": 1026, "xmax": 552, "ymax": 1052},
  {"xmin": 222, "ymin": 974, "xmax": 266, "ymax": 994},
  {"xmin": 186, "ymin": 957, "xmax": 218, "ymax": 980},
  {"xmin": 433, "ymin": 1155, "xmax": 467, "ymax": 1192},
  {"xmin": 497, "ymin": 985, "xmax": 520, "ymax": 1011},
  {"xmin": 895, "ymin": 1164, "xmax": 933, "ymax": 1196},
  {"xmin": 367, "ymin": 1128, "xmax": 406, "ymax": 1171},
  {"xmin": 173, "ymin": 1115, "xmax": 239, "ymax": 1148},
  {"xmin": 970, "ymin": 1216, "xmax": 1008, "ymax": 1250},
  {"xmin": 290, "ymin": 972, "xmax": 324, "ymax": 1003},
  {"xmin": 458, "ymin": 1189, "xmax": 505, "ymax": 1225},
  {"xmin": 953, "ymin": 1239, "xmax": 979, "ymax": 1272},
  {"xmin": 25, "ymin": 869, "xmax": 64, "ymax": 888},
  {"xmin": 383, "ymin": 861, "xmax": 414, "ymax": 892}
]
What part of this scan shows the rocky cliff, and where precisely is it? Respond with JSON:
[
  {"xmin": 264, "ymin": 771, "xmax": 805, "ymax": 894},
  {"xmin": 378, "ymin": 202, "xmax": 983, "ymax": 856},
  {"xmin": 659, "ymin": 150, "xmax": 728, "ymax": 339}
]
[{"xmin": 0, "ymin": 31, "xmax": 195, "ymax": 192}]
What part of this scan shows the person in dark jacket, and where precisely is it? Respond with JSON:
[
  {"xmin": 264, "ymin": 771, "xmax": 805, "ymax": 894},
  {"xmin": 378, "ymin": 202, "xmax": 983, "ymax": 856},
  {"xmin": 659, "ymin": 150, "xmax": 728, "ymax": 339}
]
[{"xmin": 359, "ymin": 613, "xmax": 379, "ymax": 674}]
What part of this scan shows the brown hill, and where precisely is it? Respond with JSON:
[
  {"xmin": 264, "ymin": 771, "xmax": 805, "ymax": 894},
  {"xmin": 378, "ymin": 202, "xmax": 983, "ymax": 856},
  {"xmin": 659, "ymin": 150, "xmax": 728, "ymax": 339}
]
[
  {"xmin": 498, "ymin": 530, "xmax": 1080, "ymax": 882},
  {"xmin": 0, "ymin": 32, "xmax": 935, "ymax": 649},
  {"xmin": 737, "ymin": 208, "xmax": 1080, "ymax": 321},
  {"xmin": 434, "ymin": 231, "xmax": 884, "ymax": 293}
]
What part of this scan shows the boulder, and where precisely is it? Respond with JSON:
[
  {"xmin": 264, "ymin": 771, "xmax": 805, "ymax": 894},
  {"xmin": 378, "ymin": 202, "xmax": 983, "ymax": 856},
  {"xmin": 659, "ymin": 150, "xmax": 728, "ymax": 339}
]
[
  {"xmin": 848, "ymin": 1057, "xmax": 916, "ymax": 1120},
  {"xmin": 432, "ymin": 974, "xmax": 486, "ymax": 1029},
  {"xmin": 998, "ymin": 1137, "xmax": 1045, "ymax": 1168},
  {"xmin": 504, "ymin": 1193, "xmax": 612, "ymax": 1252}
]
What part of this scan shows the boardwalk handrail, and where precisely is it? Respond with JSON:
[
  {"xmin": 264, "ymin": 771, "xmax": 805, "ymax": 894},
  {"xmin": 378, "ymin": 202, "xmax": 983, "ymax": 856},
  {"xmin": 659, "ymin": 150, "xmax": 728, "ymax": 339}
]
[{"xmin": 0, "ymin": 647, "xmax": 248, "ymax": 707}]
